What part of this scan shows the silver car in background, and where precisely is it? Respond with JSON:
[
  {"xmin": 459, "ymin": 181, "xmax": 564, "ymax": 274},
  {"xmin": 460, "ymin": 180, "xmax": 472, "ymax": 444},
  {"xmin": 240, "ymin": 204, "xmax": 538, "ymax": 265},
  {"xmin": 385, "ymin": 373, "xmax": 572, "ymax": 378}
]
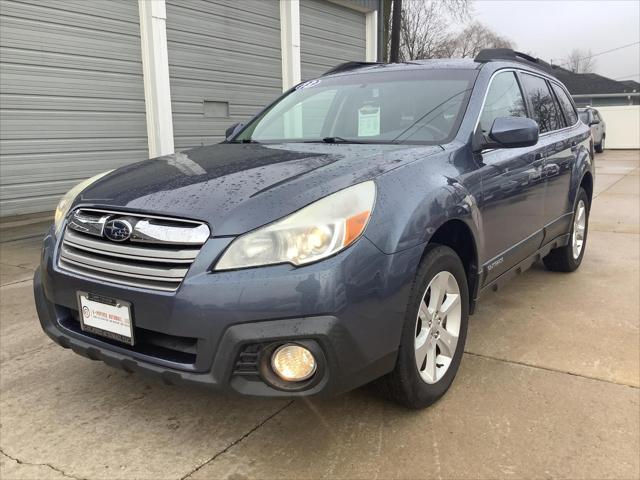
[{"xmin": 579, "ymin": 107, "xmax": 606, "ymax": 153}]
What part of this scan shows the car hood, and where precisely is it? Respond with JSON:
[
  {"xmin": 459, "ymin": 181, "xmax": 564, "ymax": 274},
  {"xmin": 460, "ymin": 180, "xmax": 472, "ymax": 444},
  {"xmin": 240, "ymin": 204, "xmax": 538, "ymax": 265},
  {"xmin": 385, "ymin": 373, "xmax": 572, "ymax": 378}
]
[{"xmin": 77, "ymin": 142, "xmax": 442, "ymax": 236}]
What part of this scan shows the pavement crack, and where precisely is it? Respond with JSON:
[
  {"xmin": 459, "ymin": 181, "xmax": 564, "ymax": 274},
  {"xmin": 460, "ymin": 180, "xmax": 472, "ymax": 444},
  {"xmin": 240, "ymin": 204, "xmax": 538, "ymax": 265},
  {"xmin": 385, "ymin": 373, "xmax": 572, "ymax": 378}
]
[
  {"xmin": 0, "ymin": 261, "xmax": 34, "ymax": 269},
  {"xmin": 0, "ymin": 448, "xmax": 86, "ymax": 480},
  {"xmin": 593, "ymin": 167, "xmax": 639, "ymax": 200},
  {"xmin": 464, "ymin": 351, "xmax": 640, "ymax": 389},
  {"xmin": 0, "ymin": 277, "xmax": 33, "ymax": 288},
  {"xmin": 180, "ymin": 400, "xmax": 295, "ymax": 480},
  {"xmin": 2, "ymin": 343, "xmax": 57, "ymax": 364}
]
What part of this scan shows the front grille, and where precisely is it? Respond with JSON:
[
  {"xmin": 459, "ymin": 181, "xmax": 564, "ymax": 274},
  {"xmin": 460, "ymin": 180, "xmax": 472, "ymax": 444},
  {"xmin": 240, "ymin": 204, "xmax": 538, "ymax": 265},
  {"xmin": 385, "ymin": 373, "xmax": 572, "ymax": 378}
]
[{"xmin": 58, "ymin": 209, "xmax": 210, "ymax": 292}]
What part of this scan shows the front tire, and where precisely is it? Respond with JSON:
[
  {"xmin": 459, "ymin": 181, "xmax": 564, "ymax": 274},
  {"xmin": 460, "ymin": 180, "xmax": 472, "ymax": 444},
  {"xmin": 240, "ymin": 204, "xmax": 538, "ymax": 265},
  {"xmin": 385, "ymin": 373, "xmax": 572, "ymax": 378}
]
[
  {"xmin": 543, "ymin": 187, "xmax": 590, "ymax": 272},
  {"xmin": 378, "ymin": 244, "xmax": 469, "ymax": 409},
  {"xmin": 595, "ymin": 135, "xmax": 605, "ymax": 153}
]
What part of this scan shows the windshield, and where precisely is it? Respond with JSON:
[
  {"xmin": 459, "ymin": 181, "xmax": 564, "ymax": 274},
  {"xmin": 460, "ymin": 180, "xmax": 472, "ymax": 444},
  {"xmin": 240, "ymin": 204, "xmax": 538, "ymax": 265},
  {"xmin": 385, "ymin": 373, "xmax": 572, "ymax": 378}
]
[{"xmin": 234, "ymin": 69, "xmax": 477, "ymax": 144}]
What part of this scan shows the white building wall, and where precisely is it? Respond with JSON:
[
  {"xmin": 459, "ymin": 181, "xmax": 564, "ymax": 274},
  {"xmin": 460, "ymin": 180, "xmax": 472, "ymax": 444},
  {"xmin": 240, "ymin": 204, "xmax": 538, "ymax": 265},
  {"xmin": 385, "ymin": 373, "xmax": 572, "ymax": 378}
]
[{"xmin": 596, "ymin": 106, "xmax": 640, "ymax": 149}]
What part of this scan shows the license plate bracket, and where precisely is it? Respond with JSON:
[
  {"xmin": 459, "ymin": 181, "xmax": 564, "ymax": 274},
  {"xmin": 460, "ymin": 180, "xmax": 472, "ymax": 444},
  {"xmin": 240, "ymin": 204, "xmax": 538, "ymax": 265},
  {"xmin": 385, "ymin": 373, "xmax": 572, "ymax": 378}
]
[{"xmin": 77, "ymin": 292, "xmax": 134, "ymax": 346}]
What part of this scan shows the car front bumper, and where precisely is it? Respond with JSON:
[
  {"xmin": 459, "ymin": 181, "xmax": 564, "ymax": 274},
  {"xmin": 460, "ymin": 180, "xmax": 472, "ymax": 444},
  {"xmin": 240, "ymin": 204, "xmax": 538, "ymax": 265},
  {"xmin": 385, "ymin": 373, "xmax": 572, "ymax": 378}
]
[{"xmin": 34, "ymin": 227, "xmax": 424, "ymax": 397}]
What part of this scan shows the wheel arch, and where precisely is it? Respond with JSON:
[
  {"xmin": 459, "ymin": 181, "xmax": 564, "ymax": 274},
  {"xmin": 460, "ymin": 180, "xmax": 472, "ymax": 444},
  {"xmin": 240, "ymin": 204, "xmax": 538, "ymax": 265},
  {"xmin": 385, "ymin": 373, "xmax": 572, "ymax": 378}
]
[
  {"xmin": 425, "ymin": 218, "xmax": 480, "ymax": 314},
  {"xmin": 580, "ymin": 170, "xmax": 594, "ymax": 204},
  {"xmin": 570, "ymin": 142, "xmax": 594, "ymax": 209}
]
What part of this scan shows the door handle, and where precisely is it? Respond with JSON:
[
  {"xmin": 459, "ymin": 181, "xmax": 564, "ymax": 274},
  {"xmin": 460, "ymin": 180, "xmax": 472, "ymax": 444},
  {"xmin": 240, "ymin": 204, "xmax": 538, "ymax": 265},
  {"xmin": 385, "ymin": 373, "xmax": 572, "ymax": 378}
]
[
  {"xmin": 534, "ymin": 152, "xmax": 543, "ymax": 161},
  {"xmin": 571, "ymin": 141, "xmax": 578, "ymax": 152}
]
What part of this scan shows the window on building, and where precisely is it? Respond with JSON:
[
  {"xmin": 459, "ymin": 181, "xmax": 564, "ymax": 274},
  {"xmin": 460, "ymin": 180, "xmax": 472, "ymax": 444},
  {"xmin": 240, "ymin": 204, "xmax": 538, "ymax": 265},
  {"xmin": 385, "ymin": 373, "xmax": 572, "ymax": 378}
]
[
  {"xmin": 521, "ymin": 73, "xmax": 563, "ymax": 133},
  {"xmin": 478, "ymin": 71, "xmax": 527, "ymax": 133}
]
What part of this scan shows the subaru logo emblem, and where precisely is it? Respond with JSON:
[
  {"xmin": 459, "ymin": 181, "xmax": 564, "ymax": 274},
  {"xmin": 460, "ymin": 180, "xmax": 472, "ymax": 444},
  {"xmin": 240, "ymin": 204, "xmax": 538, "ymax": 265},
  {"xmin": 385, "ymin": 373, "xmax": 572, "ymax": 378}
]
[{"xmin": 103, "ymin": 219, "xmax": 132, "ymax": 242}]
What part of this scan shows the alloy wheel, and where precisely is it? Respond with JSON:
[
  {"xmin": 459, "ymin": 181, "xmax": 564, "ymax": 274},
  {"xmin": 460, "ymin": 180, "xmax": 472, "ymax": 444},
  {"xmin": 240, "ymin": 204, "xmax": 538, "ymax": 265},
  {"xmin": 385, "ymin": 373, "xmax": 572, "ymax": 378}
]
[
  {"xmin": 414, "ymin": 271, "xmax": 462, "ymax": 384},
  {"xmin": 572, "ymin": 199, "xmax": 586, "ymax": 259}
]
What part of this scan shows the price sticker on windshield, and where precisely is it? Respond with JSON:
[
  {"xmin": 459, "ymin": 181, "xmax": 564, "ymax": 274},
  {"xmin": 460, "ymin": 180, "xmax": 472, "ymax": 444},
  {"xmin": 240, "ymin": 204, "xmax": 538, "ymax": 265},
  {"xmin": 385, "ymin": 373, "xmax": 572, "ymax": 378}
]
[{"xmin": 358, "ymin": 105, "xmax": 380, "ymax": 137}]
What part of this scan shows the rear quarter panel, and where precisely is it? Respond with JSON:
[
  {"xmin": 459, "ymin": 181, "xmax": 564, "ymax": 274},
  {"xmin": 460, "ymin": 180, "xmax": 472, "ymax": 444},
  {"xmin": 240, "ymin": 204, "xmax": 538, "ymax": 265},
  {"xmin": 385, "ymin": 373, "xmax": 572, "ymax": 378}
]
[{"xmin": 571, "ymin": 127, "xmax": 595, "ymax": 204}]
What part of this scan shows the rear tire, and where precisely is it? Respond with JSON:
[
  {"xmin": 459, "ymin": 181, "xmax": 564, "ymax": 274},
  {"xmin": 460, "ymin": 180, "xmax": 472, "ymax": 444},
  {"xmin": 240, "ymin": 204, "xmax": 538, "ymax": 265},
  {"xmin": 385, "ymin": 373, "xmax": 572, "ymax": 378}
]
[
  {"xmin": 543, "ymin": 187, "xmax": 590, "ymax": 272},
  {"xmin": 377, "ymin": 244, "xmax": 469, "ymax": 409},
  {"xmin": 595, "ymin": 136, "xmax": 605, "ymax": 153}
]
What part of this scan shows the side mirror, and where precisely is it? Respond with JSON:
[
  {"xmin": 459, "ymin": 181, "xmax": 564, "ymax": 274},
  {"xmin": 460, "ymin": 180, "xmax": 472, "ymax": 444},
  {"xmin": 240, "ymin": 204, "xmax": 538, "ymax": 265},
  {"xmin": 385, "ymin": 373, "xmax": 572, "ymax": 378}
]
[
  {"xmin": 478, "ymin": 117, "xmax": 539, "ymax": 151},
  {"xmin": 225, "ymin": 122, "xmax": 244, "ymax": 139},
  {"xmin": 589, "ymin": 119, "xmax": 600, "ymax": 126}
]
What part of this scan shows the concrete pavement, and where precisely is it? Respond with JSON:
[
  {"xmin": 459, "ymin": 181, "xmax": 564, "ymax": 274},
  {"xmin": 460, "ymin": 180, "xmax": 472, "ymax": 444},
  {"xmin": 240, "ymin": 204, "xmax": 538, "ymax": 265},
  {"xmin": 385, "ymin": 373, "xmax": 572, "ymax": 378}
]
[{"xmin": 1, "ymin": 150, "xmax": 638, "ymax": 480}]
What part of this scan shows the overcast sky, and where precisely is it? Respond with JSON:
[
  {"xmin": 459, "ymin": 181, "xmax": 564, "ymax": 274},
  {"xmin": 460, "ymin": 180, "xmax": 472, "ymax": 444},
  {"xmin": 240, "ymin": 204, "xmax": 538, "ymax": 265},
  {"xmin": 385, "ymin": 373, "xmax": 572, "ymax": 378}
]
[{"xmin": 470, "ymin": 0, "xmax": 640, "ymax": 82}]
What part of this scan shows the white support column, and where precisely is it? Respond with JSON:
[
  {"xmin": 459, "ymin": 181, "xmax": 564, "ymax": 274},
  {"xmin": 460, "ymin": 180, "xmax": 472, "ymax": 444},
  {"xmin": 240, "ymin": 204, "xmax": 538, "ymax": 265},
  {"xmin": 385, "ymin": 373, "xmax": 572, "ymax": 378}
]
[
  {"xmin": 365, "ymin": 10, "xmax": 378, "ymax": 62},
  {"xmin": 280, "ymin": 0, "xmax": 301, "ymax": 91},
  {"xmin": 139, "ymin": 0, "xmax": 174, "ymax": 158}
]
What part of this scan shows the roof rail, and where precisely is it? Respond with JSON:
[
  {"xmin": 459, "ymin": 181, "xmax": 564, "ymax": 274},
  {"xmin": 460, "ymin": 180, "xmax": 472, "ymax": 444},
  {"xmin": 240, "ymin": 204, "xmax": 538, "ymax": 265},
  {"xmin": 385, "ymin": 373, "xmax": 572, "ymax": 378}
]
[
  {"xmin": 474, "ymin": 48, "xmax": 553, "ymax": 71},
  {"xmin": 322, "ymin": 61, "xmax": 383, "ymax": 76}
]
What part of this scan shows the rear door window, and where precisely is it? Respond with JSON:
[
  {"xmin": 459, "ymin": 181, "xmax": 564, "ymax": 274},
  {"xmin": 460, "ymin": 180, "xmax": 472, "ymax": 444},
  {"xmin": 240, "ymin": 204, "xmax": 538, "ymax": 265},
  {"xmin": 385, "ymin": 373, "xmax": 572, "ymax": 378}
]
[
  {"xmin": 520, "ymin": 73, "xmax": 563, "ymax": 133},
  {"xmin": 479, "ymin": 71, "xmax": 527, "ymax": 133},
  {"xmin": 551, "ymin": 83, "xmax": 578, "ymax": 125},
  {"xmin": 550, "ymin": 83, "xmax": 567, "ymax": 129}
]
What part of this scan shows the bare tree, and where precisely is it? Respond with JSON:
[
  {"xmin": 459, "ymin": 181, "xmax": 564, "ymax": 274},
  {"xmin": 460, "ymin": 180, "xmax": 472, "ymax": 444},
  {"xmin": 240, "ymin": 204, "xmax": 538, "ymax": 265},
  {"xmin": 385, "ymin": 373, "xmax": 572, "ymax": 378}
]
[
  {"xmin": 387, "ymin": 1, "xmax": 513, "ymax": 62},
  {"xmin": 395, "ymin": 0, "xmax": 471, "ymax": 61},
  {"xmin": 445, "ymin": 21, "xmax": 514, "ymax": 59},
  {"xmin": 563, "ymin": 49, "xmax": 596, "ymax": 73}
]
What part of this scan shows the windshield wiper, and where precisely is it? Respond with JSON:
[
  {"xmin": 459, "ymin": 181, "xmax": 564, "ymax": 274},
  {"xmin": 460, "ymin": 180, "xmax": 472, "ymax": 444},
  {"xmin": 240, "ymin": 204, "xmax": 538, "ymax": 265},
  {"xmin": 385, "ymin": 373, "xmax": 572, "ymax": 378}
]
[
  {"xmin": 228, "ymin": 139, "xmax": 260, "ymax": 144},
  {"xmin": 321, "ymin": 136, "xmax": 365, "ymax": 144}
]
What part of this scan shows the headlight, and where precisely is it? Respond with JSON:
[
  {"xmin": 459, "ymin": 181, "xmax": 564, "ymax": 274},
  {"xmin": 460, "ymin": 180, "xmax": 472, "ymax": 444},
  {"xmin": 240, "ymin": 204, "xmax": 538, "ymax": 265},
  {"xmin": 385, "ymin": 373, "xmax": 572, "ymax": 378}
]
[
  {"xmin": 54, "ymin": 171, "xmax": 113, "ymax": 234},
  {"xmin": 215, "ymin": 181, "xmax": 376, "ymax": 270}
]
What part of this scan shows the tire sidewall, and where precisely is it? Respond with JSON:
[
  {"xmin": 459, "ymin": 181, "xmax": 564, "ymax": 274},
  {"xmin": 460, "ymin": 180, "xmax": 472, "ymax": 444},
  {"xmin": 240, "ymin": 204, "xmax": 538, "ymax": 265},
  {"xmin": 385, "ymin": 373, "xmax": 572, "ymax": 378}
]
[
  {"xmin": 569, "ymin": 187, "xmax": 590, "ymax": 268},
  {"xmin": 397, "ymin": 245, "xmax": 469, "ymax": 407}
]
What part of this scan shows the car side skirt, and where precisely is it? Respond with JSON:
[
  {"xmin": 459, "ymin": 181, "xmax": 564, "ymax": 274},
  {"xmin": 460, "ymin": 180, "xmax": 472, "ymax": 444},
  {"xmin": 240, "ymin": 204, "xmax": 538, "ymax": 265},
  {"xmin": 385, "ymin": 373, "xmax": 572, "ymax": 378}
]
[{"xmin": 476, "ymin": 233, "xmax": 570, "ymax": 300}]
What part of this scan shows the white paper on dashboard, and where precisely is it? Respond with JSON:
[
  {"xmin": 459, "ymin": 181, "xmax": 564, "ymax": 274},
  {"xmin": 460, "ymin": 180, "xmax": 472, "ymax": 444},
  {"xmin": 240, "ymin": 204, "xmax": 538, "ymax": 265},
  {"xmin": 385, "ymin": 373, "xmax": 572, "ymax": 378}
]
[{"xmin": 358, "ymin": 105, "xmax": 380, "ymax": 137}]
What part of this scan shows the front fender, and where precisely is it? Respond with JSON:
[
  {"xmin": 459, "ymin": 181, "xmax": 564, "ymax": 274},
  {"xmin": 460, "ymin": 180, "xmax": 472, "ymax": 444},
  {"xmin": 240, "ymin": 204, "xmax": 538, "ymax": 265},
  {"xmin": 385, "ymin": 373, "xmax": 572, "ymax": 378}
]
[{"xmin": 364, "ymin": 155, "xmax": 482, "ymax": 259}]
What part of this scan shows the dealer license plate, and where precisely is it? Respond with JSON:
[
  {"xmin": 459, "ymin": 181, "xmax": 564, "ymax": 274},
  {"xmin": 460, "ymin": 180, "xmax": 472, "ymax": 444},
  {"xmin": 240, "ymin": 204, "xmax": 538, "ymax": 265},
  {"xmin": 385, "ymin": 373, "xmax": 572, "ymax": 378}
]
[{"xmin": 77, "ymin": 292, "xmax": 134, "ymax": 345}]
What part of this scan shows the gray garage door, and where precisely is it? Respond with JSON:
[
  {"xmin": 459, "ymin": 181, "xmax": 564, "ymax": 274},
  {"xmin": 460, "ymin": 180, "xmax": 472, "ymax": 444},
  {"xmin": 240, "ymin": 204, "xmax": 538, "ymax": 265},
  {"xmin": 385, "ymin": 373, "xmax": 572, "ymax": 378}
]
[
  {"xmin": 300, "ymin": 0, "xmax": 367, "ymax": 80},
  {"xmin": 166, "ymin": 0, "xmax": 283, "ymax": 150},
  {"xmin": 0, "ymin": 0, "xmax": 148, "ymax": 217}
]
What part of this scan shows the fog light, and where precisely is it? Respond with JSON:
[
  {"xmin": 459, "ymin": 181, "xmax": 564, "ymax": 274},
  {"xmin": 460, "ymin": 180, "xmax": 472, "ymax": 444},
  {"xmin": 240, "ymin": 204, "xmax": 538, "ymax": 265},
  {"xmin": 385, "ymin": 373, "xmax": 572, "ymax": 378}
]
[{"xmin": 271, "ymin": 344, "xmax": 317, "ymax": 382}]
